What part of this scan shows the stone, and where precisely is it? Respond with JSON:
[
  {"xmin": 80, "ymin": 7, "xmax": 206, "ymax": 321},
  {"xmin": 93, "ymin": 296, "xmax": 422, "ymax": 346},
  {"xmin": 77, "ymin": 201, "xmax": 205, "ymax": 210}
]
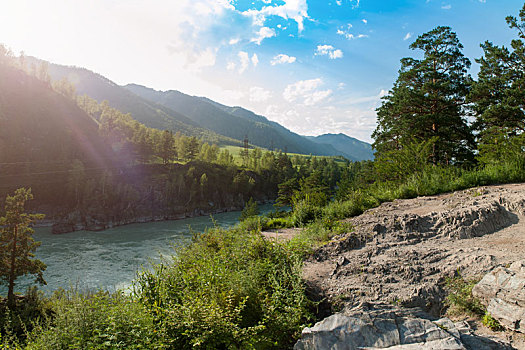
[
  {"xmin": 294, "ymin": 304, "xmax": 512, "ymax": 349},
  {"xmin": 472, "ymin": 260, "xmax": 525, "ymax": 333}
]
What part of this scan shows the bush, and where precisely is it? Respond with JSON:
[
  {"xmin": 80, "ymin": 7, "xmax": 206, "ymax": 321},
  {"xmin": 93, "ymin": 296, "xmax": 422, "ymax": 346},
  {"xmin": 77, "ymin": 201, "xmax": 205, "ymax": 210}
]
[
  {"xmin": 482, "ymin": 312, "xmax": 504, "ymax": 331},
  {"xmin": 25, "ymin": 290, "xmax": 162, "ymax": 350},
  {"xmin": 263, "ymin": 217, "xmax": 294, "ymax": 230},
  {"xmin": 134, "ymin": 227, "xmax": 313, "ymax": 349},
  {"xmin": 240, "ymin": 197, "xmax": 260, "ymax": 221},
  {"xmin": 238, "ymin": 215, "xmax": 267, "ymax": 232},
  {"xmin": 292, "ymin": 200, "xmax": 321, "ymax": 227},
  {"xmin": 444, "ymin": 274, "xmax": 484, "ymax": 317},
  {"xmin": 0, "ymin": 287, "xmax": 50, "ymax": 345}
]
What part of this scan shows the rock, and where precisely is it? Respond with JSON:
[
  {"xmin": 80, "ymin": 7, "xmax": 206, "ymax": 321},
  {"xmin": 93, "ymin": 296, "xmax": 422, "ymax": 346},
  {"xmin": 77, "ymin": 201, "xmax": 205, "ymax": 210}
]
[
  {"xmin": 51, "ymin": 222, "xmax": 75, "ymax": 234},
  {"xmin": 472, "ymin": 260, "xmax": 525, "ymax": 333},
  {"xmin": 294, "ymin": 304, "xmax": 512, "ymax": 349}
]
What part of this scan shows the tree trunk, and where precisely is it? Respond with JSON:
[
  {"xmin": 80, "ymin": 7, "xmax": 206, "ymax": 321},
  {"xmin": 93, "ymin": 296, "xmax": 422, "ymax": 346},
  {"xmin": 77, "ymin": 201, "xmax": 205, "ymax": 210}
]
[{"xmin": 7, "ymin": 225, "xmax": 17, "ymax": 309}]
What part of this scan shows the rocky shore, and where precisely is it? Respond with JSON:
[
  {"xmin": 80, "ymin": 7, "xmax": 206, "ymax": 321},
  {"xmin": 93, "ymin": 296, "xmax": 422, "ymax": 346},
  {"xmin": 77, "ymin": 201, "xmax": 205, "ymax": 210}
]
[{"xmin": 50, "ymin": 205, "xmax": 245, "ymax": 234}]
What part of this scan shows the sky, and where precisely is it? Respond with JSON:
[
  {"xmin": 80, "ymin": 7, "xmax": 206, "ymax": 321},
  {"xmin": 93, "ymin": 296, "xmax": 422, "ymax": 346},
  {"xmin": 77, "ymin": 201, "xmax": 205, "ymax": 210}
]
[{"xmin": 0, "ymin": 0, "xmax": 522, "ymax": 142}]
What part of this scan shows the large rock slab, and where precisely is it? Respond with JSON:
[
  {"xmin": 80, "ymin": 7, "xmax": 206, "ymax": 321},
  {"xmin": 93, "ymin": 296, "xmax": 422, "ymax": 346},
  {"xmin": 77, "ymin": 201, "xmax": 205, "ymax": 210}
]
[
  {"xmin": 472, "ymin": 260, "xmax": 525, "ymax": 333},
  {"xmin": 294, "ymin": 304, "xmax": 511, "ymax": 349}
]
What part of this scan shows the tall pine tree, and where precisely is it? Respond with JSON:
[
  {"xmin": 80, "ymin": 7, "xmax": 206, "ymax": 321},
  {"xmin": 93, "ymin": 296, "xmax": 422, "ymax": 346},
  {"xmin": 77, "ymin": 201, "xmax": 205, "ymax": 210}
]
[
  {"xmin": 373, "ymin": 26, "xmax": 474, "ymax": 168},
  {"xmin": 470, "ymin": 4, "xmax": 525, "ymax": 165},
  {"xmin": 0, "ymin": 188, "xmax": 46, "ymax": 308}
]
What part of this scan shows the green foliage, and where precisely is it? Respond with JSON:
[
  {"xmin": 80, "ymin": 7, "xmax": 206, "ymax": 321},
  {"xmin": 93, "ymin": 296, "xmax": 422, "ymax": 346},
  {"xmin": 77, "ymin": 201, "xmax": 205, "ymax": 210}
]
[
  {"xmin": 134, "ymin": 226, "xmax": 312, "ymax": 349},
  {"xmin": 374, "ymin": 137, "xmax": 438, "ymax": 181},
  {"xmin": 291, "ymin": 200, "xmax": 322, "ymax": 227},
  {"xmin": 0, "ymin": 287, "xmax": 50, "ymax": 345},
  {"xmin": 24, "ymin": 290, "xmax": 162, "ymax": 349},
  {"xmin": 482, "ymin": 312, "xmax": 504, "ymax": 331},
  {"xmin": 444, "ymin": 274, "xmax": 484, "ymax": 317},
  {"xmin": 240, "ymin": 198, "xmax": 260, "ymax": 222},
  {"xmin": 470, "ymin": 5, "xmax": 525, "ymax": 166},
  {"xmin": 0, "ymin": 189, "xmax": 46, "ymax": 309},
  {"xmin": 373, "ymin": 26, "xmax": 475, "ymax": 166},
  {"xmin": 263, "ymin": 217, "xmax": 294, "ymax": 230}
]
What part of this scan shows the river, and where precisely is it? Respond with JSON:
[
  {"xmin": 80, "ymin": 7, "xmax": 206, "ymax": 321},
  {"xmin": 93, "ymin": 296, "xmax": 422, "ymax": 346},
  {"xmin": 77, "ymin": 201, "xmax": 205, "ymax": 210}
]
[{"xmin": 2, "ymin": 206, "xmax": 272, "ymax": 295}]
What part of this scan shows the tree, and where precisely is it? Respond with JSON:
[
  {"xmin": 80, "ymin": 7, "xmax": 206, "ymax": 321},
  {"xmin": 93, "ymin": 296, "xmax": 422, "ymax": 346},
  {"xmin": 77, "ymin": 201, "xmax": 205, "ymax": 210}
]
[
  {"xmin": 470, "ymin": 4, "xmax": 525, "ymax": 165},
  {"xmin": 158, "ymin": 130, "xmax": 176, "ymax": 165},
  {"xmin": 373, "ymin": 26, "xmax": 474, "ymax": 167},
  {"xmin": 0, "ymin": 188, "xmax": 46, "ymax": 308},
  {"xmin": 240, "ymin": 197, "xmax": 259, "ymax": 221}
]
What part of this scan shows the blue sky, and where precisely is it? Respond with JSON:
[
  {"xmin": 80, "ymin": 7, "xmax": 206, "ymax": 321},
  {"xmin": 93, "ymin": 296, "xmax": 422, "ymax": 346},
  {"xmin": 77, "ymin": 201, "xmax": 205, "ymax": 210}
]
[{"xmin": 0, "ymin": 0, "xmax": 522, "ymax": 142}]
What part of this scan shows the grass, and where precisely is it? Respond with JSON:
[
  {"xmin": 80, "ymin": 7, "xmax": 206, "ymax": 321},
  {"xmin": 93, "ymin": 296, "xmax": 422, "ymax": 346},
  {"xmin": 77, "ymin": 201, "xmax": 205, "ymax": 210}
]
[{"xmin": 444, "ymin": 274, "xmax": 505, "ymax": 332}]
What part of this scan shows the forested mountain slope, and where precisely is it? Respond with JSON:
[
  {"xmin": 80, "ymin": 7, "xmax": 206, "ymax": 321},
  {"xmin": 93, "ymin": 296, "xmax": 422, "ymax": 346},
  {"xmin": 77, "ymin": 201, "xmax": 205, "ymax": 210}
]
[
  {"xmin": 26, "ymin": 57, "xmax": 241, "ymax": 147},
  {"xmin": 0, "ymin": 61, "xmax": 117, "ymax": 203},
  {"xmin": 125, "ymin": 84, "xmax": 344, "ymax": 156}
]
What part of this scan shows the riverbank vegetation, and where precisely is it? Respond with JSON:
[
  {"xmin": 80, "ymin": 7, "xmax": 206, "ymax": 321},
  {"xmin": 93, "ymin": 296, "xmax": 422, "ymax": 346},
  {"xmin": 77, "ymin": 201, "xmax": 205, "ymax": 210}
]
[{"xmin": 2, "ymin": 3, "xmax": 525, "ymax": 349}]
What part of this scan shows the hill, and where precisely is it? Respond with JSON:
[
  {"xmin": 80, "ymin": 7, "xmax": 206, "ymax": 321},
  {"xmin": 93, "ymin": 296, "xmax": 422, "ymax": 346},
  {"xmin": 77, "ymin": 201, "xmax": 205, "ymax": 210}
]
[
  {"xmin": 25, "ymin": 57, "xmax": 241, "ymax": 147},
  {"xmin": 306, "ymin": 133, "xmax": 374, "ymax": 161},
  {"xmin": 0, "ymin": 60, "xmax": 116, "ymax": 203},
  {"xmin": 124, "ymin": 84, "xmax": 343, "ymax": 156}
]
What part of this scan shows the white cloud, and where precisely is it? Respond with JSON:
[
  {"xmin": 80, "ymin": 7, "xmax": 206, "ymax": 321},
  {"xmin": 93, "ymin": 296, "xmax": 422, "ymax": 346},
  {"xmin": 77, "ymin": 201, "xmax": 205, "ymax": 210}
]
[
  {"xmin": 304, "ymin": 89, "xmax": 333, "ymax": 106},
  {"xmin": 338, "ymin": 82, "xmax": 346, "ymax": 89},
  {"xmin": 315, "ymin": 45, "xmax": 343, "ymax": 59},
  {"xmin": 403, "ymin": 32, "xmax": 412, "ymax": 41},
  {"xmin": 271, "ymin": 53, "xmax": 297, "ymax": 65},
  {"xmin": 249, "ymin": 86, "xmax": 272, "ymax": 102},
  {"xmin": 238, "ymin": 51, "xmax": 250, "ymax": 73},
  {"xmin": 227, "ymin": 61, "xmax": 236, "ymax": 70},
  {"xmin": 170, "ymin": 46, "xmax": 216, "ymax": 72},
  {"xmin": 251, "ymin": 26, "xmax": 276, "ymax": 45},
  {"xmin": 251, "ymin": 53, "xmax": 259, "ymax": 67},
  {"xmin": 337, "ymin": 28, "xmax": 368, "ymax": 40},
  {"xmin": 229, "ymin": 38, "xmax": 240, "ymax": 45},
  {"xmin": 330, "ymin": 49, "xmax": 343, "ymax": 59},
  {"xmin": 242, "ymin": 0, "xmax": 309, "ymax": 33},
  {"xmin": 336, "ymin": 0, "xmax": 342, "ymax": 5},
  {"xmin": 362, "ymin": 19, "xmax": 367, "ymax": 24},
  {"xmin": 283, "ymin": 78, "xmax": 332, "ymax": 105},
  {"xmin": 442, "ymin": 4, "xmax": 451, "ymax": 9}
]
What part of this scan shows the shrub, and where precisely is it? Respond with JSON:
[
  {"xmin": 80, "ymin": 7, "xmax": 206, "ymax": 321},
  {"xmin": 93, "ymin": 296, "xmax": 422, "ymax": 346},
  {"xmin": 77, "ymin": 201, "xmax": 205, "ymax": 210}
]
[
  {"xmin": 238, "ymin": 215, "xmax": 267, "ymax": 232},
  {"xmin": 240, "ymin": 197, "xmax": 260, "ymax": 221},
  {"xmin": 263, "ymin": 217, "xmax": 294, "ymax": 230},
  {"xmin": 25, "ymin": 290, "xmax": 162, "ymax": 350},
  {"xmin": 444, "ymin": 274, "xmax": 484, "ymax": 317},
  {"xmin": 292, "ymin": 200, "xmax": 321, "ymax": 227},
  {"xmin": 482, "ymin": 312, "xmax": 504, "ymax": 331},
  {"xmin": 134, "ymin": 227, "xmax": 313, "ymax": 349}
]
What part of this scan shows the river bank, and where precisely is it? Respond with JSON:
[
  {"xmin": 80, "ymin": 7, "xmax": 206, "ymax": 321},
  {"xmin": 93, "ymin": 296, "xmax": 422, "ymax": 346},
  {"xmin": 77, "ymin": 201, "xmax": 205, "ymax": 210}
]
[{"xmin": 5, "ymin": 206, "xmax": 276, "ymax": 295}]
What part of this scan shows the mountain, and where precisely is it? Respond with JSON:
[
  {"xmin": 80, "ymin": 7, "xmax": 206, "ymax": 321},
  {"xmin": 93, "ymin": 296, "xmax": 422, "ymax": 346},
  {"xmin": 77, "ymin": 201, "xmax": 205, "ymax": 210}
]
[
  {"xmin": 306, "ymin": 134, "xmax": 374, "ymax": 161},
  {"xmin": 25, "ymin": 57, "xmax": 241, "ymax": 147},
  {"xmin": 24, "ymin": 58, "xmax": 373, "ymax": 160},
  {"xmin": 124, "ymin": 84, "xmax": 342, "ymax": 156},
  {"xmin": 0, "ymin": 60, "xmax": 117, "ymax": 203}
]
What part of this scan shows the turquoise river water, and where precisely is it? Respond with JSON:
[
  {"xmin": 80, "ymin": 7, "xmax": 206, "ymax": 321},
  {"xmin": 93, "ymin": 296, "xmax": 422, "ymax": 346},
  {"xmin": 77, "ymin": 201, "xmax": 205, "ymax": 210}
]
[{"xmin": 2, "ymin": 206, "xmax": 272, "ymax": 295}]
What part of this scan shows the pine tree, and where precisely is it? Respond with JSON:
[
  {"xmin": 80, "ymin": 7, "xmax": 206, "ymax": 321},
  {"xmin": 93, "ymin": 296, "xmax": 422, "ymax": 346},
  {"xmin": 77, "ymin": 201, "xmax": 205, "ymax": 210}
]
[
  {"xmin": 373, "ymin": 26, "xmax": 474, "ymax": 167},
  {"xmin": 0, "ymin": 188, "xmax": 46, "ymax": 308},
  {"xmin": 470, "ymin": 4, "xmax": 525, "ymax": 165}
]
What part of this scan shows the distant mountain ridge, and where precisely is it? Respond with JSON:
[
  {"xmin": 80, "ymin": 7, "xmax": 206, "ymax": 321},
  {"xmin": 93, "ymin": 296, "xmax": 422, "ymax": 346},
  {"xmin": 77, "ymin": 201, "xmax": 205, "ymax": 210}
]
[
  {"xmin": 26, "ymin": 57, "xmax": 373, "ymax": 160},
  {"xmin": 26, "ymin": 57, "xmax": 241, "ymax": 147},
  {"xmin": 124, "ymin": 84, "xmax": 343, "ymax": 157},
  {"xmin": 306, "ymin": 133, "xmax": 374, "ymax": 161}
]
